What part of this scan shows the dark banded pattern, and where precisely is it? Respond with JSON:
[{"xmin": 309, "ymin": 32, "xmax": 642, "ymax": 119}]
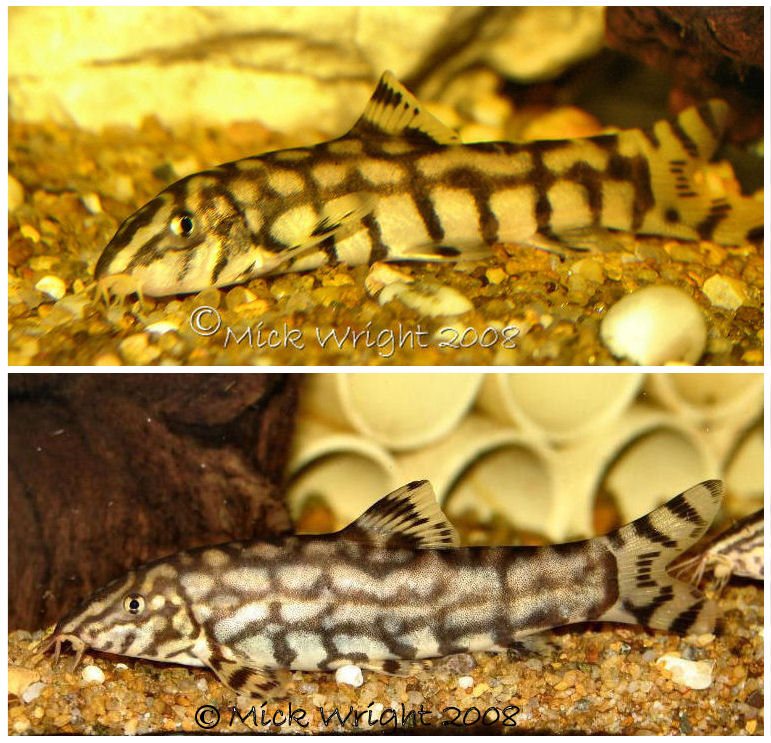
[
  {"xmin": 45, "ymin": 480, "xmax": 723, "ymax": 699},
  {"xmin": 92, "ymin": 72, "xmax": 763, "ymax": 297}
]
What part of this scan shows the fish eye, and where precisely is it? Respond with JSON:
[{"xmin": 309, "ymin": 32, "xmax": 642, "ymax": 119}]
[
  {"xmin": 123, "ymin": 594, "xmax": 145, "ymax": 615},
  {"xmin": 170, "ymin": 213, "xmax": 195, "ymax": 237}
]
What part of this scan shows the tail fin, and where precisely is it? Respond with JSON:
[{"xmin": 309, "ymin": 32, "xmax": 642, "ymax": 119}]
[
  {"xmin": 597, "ymin": 481, "xmax": 724, "ymax": 636},
  {"xmin": 623, "ymin": 101, "xmax": 763, "ymax": 247}
]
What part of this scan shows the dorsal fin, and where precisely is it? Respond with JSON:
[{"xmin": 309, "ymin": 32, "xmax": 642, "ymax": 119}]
[
  {"xmin": 347, "ymin": 71, "xmax": 460, "ymax": 145},
  {"xmin": 341, "ymin": 480, "xmax": 460, "ymax": 549}
]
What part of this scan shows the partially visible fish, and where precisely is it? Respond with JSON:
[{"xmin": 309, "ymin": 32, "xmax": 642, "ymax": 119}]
[
  {"xmin": 94, "ymin": 71, "xmax": 763, "ymax": 297},
  {"xmin": 44, "ymin": 479, "xmax": 723, "ymax": 699},
  {"xmin": 673, "ymin": 507, "xmax": 764, "ymax": 591}
]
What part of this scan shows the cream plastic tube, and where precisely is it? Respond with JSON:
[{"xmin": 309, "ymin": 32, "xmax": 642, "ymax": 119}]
[
  {"xmin": 285, "ymin": 417, "xmax": 402, "ymax": 531},
  {"xmin": 723, "ymin": 423, "xmax": 764, "ymax": 507},
  {"xmin": 647, "ymin": 373, "xmax": 763, "ymax": 427},
  {"xmin": 300, "ymin": 373, "xmax": 483, "ymax": 451},
  {"xmin": 556, "ymin": 404, "xmax": 718, "ymax": 535},
  {"xmin": 476, "ymin": 373, "xmax": 644, "ymax": 444},
  {"xmin": 395, "ymin": 413, "xmax": 562, "ymax": 540}
]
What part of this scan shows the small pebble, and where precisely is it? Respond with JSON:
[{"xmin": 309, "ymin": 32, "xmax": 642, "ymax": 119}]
[
  {"xmin": 20, "ymin": 223, "xmax": 41, "ymax": 243},
  {"xmin": 119, "ymin": 333, "xmax": 161, "ymax": 364},
  {"xmin": 702, "ymin": 274, "xmax": 747, "ymax": 310},
  {"xmin": 81, "ymin": 192, "xmax": 103, "ymax": 214},
  {"xmin": 9, "ymin": 173, "xmax": 24, "ymax": 210},
  {"xmin": 35, "ymin": 275, "xmax": 67, "ymax": 300},
  {"xmin": 8, "ymin": 666, "xmax": 40, "ymax": 697},
  {"xmin": 335, "ymin": 664, "xmax": 363, "ymax": 688},
  {"xmin": 81, "ymin": 664, "xmax": 106, "ymax": 684},
  {"xmin": 21, "ymin": 681, "xmax": 47, "ymax": 704},
  {"xmin": 458, "ymin": 675, "xmax": 474, "ymax": 689},
  {"xmin": 145, "ymin": 321, "xmax": 179, "ymax": 336},
  {"xmin": 380, "ymin": 282, "xmax": 473, "ymax": 316},
  {"xmin": 600, "ymin": 286, "xmax": 706, "ymax": 365},
  {"xmin": 365, "ymin": 262, "xmax": 413, "ymax": 296},
  {"xmin": 655, "ymin": 653, "xmax": 713, "ymax": 690}
]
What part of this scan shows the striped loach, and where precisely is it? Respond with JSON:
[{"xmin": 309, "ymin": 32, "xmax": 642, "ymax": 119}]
[
  {"xmin": 94, "ymin": 72, "xmax": 763, "ymax": 297},
  {"xmin": 45, "ymin": 479, "xmax": 723, "ymax": 699},
  {"xmin": 673, "ymin": 507, "xmax": 763, "ymax": 591}
]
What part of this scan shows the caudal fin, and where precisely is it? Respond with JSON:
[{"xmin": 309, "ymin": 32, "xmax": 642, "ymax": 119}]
[
  {"xmin": 597, "ymin": 481, "xmax": 724, "ymax": 636},
  {"xmin": 623, "ymin": 101, "xmax": 763, "ymax": 247}
]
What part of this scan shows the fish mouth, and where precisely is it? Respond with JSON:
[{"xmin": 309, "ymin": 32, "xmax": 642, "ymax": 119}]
[{"xmin": 41, "ymin": 628, "xmax": 89, "ymax": 671}]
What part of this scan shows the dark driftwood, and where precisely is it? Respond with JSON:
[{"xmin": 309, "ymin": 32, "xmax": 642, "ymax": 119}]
[
  {"xmin": 605, "ymin": 7, "xmax": 763, "ymax": 138},
  {"xmin": 9, "ymin": 373, "xmax": 300, "ymax": 631}
]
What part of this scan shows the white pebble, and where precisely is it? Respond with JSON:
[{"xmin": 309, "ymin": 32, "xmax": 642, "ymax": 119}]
[
  {"xmin": 81, "ymin": 665, "xmax": 105, "ymax": 684},
  {"xmin": 35, "ymin": 275, "xmax": 67, "ymax": 300},
  {"xmin": 702, "ymin": 274, "xmax": 747, "ymax": 310},
  {"xmin": 655, "ymin": 653, "xmax": 713, "ymax": 690},
  {"xmin": 8, "ymin": 174, "xmax": 24, "ymax": 211},
  {"xmin": 335, "ymin": 664, "xmax": 363, "ymax": 688},
  {"xmin": 458, "ymin": 675, "xmax": 474, "ymax": 689},
  {"xmin": 380, "ymin": 282, "xmax": 473, "ymax": 317},
  {"xmin": 600, "ymin": 286, "xmax": 706, "ymax": 365},
  {"xmin": 145, "ymin": 321, "xmax": 179, "ymax": 336},
  {"xmin": 81, "ymin": 192, "xmax": 103, "ymax": 214},
  {"xmin": 114, "ymin": 663, "xmax": 128, "ymax": 670},
  {"xmin": 365, "ymin": 262, "xmax": 413, "ymax": 297},
  {"xmin": 21, "ymin": 681, "xmax": 46, "ymax": 704}
]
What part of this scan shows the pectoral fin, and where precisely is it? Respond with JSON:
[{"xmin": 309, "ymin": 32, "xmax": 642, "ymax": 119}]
[
  {"xmin": 266, "ymin": 193, "xmax": 373, "ymax": 270},
  {"xmin": 207, "ymin": 651, "xmax": 290, "ymax": 699}
]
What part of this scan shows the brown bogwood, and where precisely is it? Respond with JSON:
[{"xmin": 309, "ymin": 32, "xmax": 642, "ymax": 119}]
[
  {"xmin": 605, "ymin": 7, "xmax": 763, "ymax": 139},
  {"xmin": 9, "ymin": 373, "xmax": 300, "ymax": 631}
]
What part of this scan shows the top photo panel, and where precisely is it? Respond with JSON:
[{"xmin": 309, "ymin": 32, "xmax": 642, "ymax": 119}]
[{"xmin": 8, "ymin": 7, "xmax": 764, "ymax": 366}]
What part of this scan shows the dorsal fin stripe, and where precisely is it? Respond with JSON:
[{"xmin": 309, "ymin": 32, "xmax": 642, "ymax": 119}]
[
  {"xmin": 341, "ymin": 480, "xmax": 460, "ymax": 549},
  {"xmin": 347, "ymin": 71, "xmax": 459, "ymax": 145}
]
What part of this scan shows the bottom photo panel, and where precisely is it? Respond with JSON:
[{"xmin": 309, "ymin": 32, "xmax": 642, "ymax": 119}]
[{"xmin": 8, "ymin": 372, "xmax": 764, "ymax": 735}]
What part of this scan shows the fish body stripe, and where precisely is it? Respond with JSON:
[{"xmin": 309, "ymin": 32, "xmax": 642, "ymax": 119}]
[
  {"xmin": 92, "ymin": 72, "xmax": 763, "ymax": 297},
  {"xmin": 48, "ymin": 480, "xmax": 724, "ymax": 698}
]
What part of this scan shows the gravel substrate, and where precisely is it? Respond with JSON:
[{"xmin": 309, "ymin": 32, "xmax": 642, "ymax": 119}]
[
  {"xmin": 8, "ymin": 583, "xmax": 763, "ymax": 734},
  {"xmin": 8, "ymin": 111, "xmax": 763, "ymax": 366}
]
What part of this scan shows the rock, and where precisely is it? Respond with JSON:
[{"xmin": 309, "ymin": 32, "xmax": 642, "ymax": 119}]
[
  {"xmin": 702, "ymin": 274, "xmax": 747, "ymax": 310},
  {"xmin": 600, "ymin": 286, "xmax": 706, "ymax": 365},
  {"xmin": 380, "ymin": 282, "xmax": 473, "ymax": 317},
  {"xmin": 365, "ymin": 263, "xmax": 413, "ymax": 297},
  {"xmin": 655, "ymin": 653, "xmax": 713, "ymax": 690},
  {"xmin": 335, "ymin": 664, "xmax": 363, "ymax": 688},
  {"xmin": 8, "ymin": 666, "xmax": 40, "ymax": 697},
  {"xmin": 458, "ymin": 676, "xmax": 474, "ymax": 689},
  {"xmin": 20, "ymin": 224, "xmax": 41, "ymax": 243},
  {"xmin": 118, "ymin": 333, "xmax": 161, "ymax": 364},
  {"xmin": 9, "ymin": 8, "xmax": 604, "ymax": 132},
  {"xmin": 34, "ymin": 275, "xmax": 67, "ymax": 300},
  {"xmin": 21, "ymin": 681, "xmax": 47, "ymax": 704},
  {"xmin": 145, "ymin": 321, "xmax": 179, "ymax": 336},
  {"xmin": 81, "ymin": 192, "xmax": 103, "ymax": 214},
  {"xmin": 81, "ymin": 664, "xmax": 106, "ymax": 684},
  {"xmin": 9, "ymin": 174, "xmax": 24, "ymax": 210}
]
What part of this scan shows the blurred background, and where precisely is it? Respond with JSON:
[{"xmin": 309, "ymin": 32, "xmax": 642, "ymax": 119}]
[
  {"xmin": 287, "ymin": 372, "xmax": 763, "ymax": 541},
  {"xmin": 9, "ymin": 7, "xmax": 762, "ymax": 136}
]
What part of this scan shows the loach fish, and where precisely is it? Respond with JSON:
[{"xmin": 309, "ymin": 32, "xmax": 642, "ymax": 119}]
[
  {"xmin": 44, "ymin": 479, "xmax": 724, "ymax": 699},
  {"xmin": 94, "ymin": 71, "xmax": 763, "ymax": 297},
  {"xmin": 673, "ymin": 507, "xmax": 763, "ymax": 591}
]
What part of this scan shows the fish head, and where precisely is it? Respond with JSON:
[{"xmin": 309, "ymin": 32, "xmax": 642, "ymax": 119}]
[
  {"xmin": 95, "ymin": 170, "xmax": 272, "ymax": 297},
  {"xmin": 45, "ymin": 562, "xmax": 200, "ymax": 667}
]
